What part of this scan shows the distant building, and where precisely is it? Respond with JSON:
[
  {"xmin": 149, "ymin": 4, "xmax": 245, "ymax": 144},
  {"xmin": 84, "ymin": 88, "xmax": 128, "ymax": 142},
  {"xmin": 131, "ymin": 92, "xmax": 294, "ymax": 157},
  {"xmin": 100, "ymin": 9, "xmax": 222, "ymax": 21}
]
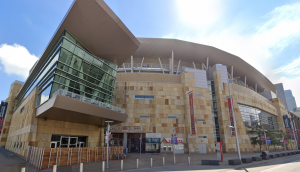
[
  {"xmin": 285, "ymin": 90, "xmax": 297, "ymax": 112},
  {"xmin": 274, "ymin": 83, "xmax": 288, "ymax": 110}
]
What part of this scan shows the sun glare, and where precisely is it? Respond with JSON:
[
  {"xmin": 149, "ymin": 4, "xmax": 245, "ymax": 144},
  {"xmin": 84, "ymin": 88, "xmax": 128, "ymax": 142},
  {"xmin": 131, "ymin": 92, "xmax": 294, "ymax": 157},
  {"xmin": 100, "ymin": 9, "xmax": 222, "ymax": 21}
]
[{"xmin": 176, "ymin": 0, "xmax": 222, "ymax": 27}]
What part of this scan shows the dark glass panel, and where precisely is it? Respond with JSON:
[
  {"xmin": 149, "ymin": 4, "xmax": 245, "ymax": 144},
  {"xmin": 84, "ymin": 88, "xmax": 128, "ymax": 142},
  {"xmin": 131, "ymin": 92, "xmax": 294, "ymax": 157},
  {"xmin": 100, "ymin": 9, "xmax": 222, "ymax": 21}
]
[{"xmin": 81, "ymin": 62, "xmax": 91, "ymax": 74}]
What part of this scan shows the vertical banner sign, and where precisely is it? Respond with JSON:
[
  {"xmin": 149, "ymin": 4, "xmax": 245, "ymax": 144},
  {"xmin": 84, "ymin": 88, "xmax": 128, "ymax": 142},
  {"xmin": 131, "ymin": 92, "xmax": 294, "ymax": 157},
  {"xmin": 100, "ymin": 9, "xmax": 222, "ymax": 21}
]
[
  {"xmin": 283, "ymin": 115, "xmax": 293, "ymax": 138},
  {"xmin": 227, "ymin": 97, "xmax": 235, "ymax": 135},
  {"xmin": 0, "ymin": 102, "xmax": 8, "ymax": 134},
  {"xmin": 189, "ymin": 93, "xmax": 196, "ymax": 135}
]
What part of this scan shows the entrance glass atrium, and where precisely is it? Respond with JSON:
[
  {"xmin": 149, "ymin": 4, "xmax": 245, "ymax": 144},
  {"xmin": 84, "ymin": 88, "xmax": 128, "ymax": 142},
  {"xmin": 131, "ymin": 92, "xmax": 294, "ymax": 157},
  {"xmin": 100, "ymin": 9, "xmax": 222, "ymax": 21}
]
[{"xmin": 16, "ymin": 30, "xmax": 118, "ymax": 109}]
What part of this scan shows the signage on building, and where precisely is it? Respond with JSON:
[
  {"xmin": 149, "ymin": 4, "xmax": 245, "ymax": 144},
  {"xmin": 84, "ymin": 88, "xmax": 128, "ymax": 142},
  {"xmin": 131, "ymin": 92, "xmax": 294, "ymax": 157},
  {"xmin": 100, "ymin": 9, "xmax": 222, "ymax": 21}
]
[
  {"xmin": 189, "ymin": 93, "xmax": 196, "ymax": 135},
  {"xmin": 165, "ymin": 138, "xmax": 184, "ymax": 143},
  {"xmin": 283, "ymin": 115, "xmax": 294, "ymax": 138},
  {"xmin": 227, "ymin": 97, "xmax": 235, "ymax": 135},
  {"xmin": 267, "ymin": 140, "xmax": 271, "ymax": 144},
  {"xmin": 110, "ymin": 126, "xmax": 142, "ymax": 132},
  {"xmin": 0, "ymin": 102, "xmax": 8, "ymax": 134},
  {"xmin": 171, "ymin": 134, "xmax": 177, "ymax": 144}
]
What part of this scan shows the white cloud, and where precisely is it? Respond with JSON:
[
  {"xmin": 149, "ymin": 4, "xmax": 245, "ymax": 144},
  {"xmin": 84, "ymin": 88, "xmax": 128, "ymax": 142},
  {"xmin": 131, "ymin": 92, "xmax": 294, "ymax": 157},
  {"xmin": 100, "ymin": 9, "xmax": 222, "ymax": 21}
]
[
  {"xmin": 0, "ymin": 44, "xmax": 38, "ymax": 79},
  {"xmin": 253, "ymin": 2, "xmax": 300, "ymax": 52},
  {"xmin": 274, "ymin": 56, "xmax": 300, "ymax": 75},
  {"xmin": 166, "ymin": 1, "xmax": 300, "ymax": 105}
]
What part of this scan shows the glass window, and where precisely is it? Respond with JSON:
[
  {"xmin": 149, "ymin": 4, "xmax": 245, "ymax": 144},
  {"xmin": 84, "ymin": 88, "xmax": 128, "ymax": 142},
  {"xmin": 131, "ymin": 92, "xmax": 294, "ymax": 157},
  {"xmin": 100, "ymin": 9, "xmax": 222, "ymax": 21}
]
[
  {"xmin": 59, "ymin": 48, "xmax": 73, "ymax": 65},
  {"xmin": 39, "ymin": 84, "xmax": 52, "ymax": 105},
  {"xmin": 81, "ymin": 62, "xmax": 91, "ymax": 74},
  {"xmin": 70, "ymin": 55, "xmax": 83, "ymax": 70},
  {"xmin": 74, "ymin": 47, "xmax": 85, "ymax": 58},
  {"xmin": 62, "ymin": 39, "xmax": 75, "ymax": 52},
  {"xmin": 84, "ymin": 53, "xmax": 94, "ymax": 63},
  {"xmin": 93, "ymin": 59, "xmax": 103, "ymax": 68},
  {"xmin": 64, "ymin": 31, "xmax": 77, "ymax": 43}
]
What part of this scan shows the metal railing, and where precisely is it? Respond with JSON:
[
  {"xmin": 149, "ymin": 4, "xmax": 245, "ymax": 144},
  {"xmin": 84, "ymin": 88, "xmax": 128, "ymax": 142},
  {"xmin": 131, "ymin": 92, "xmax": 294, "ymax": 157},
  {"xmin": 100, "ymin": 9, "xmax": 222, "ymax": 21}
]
[
  {"xmin": 118, "ymin": 63, "xmax": 197, "ymax": 74},
  {"xmin": 52, "ymin": 88, "xmax": 125, "ymax": 113}
]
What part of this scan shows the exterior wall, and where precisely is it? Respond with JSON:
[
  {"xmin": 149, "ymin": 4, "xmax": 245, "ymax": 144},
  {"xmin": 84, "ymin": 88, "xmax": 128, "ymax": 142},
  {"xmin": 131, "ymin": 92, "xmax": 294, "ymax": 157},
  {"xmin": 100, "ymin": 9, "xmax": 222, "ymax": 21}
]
[
  {"xmin": 6, "ymin": 87, "xmax": 104, "ymax": 156},
  {"xmin": 113, "ymin": 72, "xmax": 216, "ymax": 153},
  {"xmin": 213, "ymin": 71, "xmax": 252, "ymax": 152},
  {"xmin": 0, "ymin": 82, "xmax": 23, "ymax": 148}
]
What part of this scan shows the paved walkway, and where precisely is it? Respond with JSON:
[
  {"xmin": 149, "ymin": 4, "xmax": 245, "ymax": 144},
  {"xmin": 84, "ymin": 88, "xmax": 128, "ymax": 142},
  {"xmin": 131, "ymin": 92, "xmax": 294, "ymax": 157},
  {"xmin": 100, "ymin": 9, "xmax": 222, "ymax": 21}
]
[{"xmin": 0, "ymin": 150, "xmax": 298, "ymax": 172}]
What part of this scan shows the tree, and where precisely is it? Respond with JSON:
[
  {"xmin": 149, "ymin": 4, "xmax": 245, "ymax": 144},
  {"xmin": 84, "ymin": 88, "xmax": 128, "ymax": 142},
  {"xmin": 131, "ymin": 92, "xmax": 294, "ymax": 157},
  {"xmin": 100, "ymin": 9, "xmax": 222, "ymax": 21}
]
[{"xmin": 249, "ymin": 122, "xmax": 264, "ymax": 152}]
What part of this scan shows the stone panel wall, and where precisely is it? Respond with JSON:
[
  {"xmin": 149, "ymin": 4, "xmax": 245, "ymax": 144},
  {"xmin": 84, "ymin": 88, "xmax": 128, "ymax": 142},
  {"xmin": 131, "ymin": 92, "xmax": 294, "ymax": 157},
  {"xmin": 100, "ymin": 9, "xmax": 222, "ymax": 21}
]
[{"xmin": 0, "ymin": 82, "xmax": 23, "ymax": 147}]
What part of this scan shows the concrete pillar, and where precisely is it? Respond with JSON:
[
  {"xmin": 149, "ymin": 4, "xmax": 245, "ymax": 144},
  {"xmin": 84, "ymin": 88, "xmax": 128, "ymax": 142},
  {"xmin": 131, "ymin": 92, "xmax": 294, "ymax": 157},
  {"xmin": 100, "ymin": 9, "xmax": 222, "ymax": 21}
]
[
  {"xmin": 255, "ymin": 83, "xmax": 257, "ymax": 92},
  {"xmin": 206, "ymin": 57, "xmax": 209, "ymax": 70},
  {"xmin": 231, "ymin": 66, "xmax": 233, "ymax": 80},
  {"xmin": 244, "ymin": 76, "xmax": 247, "ymax": 87},
  {"xmin": 171, "ymin": 51, "xmax": 174, "ymax": 74},
  {"xmin": 131, "ymin": 56, "xmax": 133, "ymax": 73},
  {"xmin": 123, "ymin": 133, "xmax": 127, "ymax": 153}
]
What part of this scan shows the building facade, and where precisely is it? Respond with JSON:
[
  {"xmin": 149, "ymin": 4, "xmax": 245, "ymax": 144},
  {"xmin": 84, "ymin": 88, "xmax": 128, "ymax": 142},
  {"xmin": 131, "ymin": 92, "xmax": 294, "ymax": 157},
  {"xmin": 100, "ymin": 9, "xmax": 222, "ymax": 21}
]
[
  {"xmin": 285, "ymin": 90, "xmax": 298, "ymax": 112},
  {"xmin": 0, "ymin": 0, "xmax": 296, "ymax": 157}
]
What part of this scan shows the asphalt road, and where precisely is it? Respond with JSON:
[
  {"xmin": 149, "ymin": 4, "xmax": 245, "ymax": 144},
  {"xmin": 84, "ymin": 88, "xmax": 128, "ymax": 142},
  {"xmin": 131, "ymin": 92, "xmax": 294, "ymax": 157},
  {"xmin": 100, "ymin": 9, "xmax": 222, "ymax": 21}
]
[{"xmin": 125, "ymin": 155, "xmax": 300, "ymax": 172}]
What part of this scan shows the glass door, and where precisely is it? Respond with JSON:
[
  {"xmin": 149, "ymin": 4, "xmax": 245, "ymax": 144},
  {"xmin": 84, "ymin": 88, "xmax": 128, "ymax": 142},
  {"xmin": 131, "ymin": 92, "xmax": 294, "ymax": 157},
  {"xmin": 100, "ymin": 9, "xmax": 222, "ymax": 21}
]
[
  {"xmin": 60, "ymin": 136, "xmax": 78, "ymax": 148},
  {"xmin": 60, "ymin": 136, "xmax": 69, "ymax": 148},
  {"xmin": 69, "ymin": 137, "xmax": 78, "ymax": 148},
  {"xmin": 50, "ymin": 142, "xmax": 57, "ymax": 148}
]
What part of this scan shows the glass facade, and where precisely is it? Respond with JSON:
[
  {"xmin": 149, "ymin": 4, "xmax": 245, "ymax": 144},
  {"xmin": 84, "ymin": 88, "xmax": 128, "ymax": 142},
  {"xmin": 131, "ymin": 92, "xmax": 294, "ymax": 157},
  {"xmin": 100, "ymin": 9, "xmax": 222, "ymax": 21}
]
[
  {"xmin": 16, "ymin": 30, "xmax": 117, "ymax": 108},
  {"xmin": 208, "ymin": 81, "xmax": 220, "ymax": 142},
  {"xmin": 238, "ymin": 104, "xmax": 279, "ymax": 130}
]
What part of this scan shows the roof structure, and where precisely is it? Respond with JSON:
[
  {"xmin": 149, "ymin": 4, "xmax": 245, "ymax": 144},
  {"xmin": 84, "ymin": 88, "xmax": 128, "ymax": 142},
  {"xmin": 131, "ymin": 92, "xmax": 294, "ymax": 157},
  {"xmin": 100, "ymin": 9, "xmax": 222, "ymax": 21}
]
[
  {"xmin": 131, "ymin": 38, "xmax": 276, "ymax": 93},
  {"xmin": 17, "ymin": 0, "xmax": 140, "ymax": 99}
]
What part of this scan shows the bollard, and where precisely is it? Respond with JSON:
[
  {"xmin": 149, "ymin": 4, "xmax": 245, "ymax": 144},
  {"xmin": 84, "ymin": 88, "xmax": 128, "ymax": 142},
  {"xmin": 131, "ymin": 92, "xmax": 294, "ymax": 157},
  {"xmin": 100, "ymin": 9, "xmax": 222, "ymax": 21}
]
[
  {"xmin": 137, "ymin": 159, "xmax": 139, "ymax": 169},
  {"xmin": 21, "ymin": 167, "xmax": 25, "ymax": 172},
  {"xmin": 162, "ymin": 157, "xmax": 165, "ymax": 166},
  {"xmin": 121, "ymin": 160, "xmax": 123, "ymax": 171},
  {"xmin": 53, "ymin": 165, "xmax": 57, "ymax": 172},
  {"xmin": 188, "ymin": 157, "xmax": 190, "ymax": 165},
  {"xmin": 80, "ymin": 163, "xmax": 83, "ymax": 172},
  {"xmin": 174, "ymin": 156, "xmax": 176, "ymax": 165},
  {"xmin": 151, "ymin": 158, "xmax": 153, "ymax": 168},
  {"xmin": 102, "ymin": 161, "xmax": 105, "ymax": 172}
]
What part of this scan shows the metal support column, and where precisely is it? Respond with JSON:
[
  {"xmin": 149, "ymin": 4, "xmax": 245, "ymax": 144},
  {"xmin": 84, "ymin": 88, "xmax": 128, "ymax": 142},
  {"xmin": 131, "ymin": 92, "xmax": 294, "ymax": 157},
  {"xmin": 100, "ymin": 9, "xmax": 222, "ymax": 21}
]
[
  {"xmin": 176, "ymin": 60, "xmax": 181, "ymax": 75},
  {"xmin": 158, "ymin": 57, "xmax": 164, "ymax": 74},
  {"xmin": 139, "ymin": 57, "xmax": 144, "ymax": 73},
  {"xmin": 131, "ymin": 56, "xmax": 133, "ymax": 73}
]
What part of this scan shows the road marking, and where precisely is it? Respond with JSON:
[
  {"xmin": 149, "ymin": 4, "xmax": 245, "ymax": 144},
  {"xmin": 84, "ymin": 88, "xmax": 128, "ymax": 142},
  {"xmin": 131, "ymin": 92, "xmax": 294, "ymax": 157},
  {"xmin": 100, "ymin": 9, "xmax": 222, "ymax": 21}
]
[{"xmin": 260, "ymin": 159, "xmax": 300, "ymax": 172}]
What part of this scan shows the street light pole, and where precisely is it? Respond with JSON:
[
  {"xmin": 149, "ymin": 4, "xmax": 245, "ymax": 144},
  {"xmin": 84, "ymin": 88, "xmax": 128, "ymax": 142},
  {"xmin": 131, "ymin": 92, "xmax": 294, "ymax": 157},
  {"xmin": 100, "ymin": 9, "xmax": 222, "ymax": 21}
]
[
  {"xmin": 173, "ymin": 128, "xmax": 175, "ymax": 161},
  {"xmin": 228, "ymin": 78, "xmax": 241, "ymax": 161},
  {"xmin": 283, "ymin": 134, "xmax": 287, "ymax": 153},
  {"xmin": 264, "ymin": 130, "xmax": 269, "ymax": 152},
  {"xmin": 105, "ymin": 121, "xmax": 113, "ymax": 169}
]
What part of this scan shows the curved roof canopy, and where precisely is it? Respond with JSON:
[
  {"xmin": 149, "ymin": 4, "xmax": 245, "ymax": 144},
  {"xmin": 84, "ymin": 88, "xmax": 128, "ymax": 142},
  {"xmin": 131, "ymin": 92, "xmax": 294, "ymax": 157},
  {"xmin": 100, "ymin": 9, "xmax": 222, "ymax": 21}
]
[
  {"xmin": 18, "ymin": 0, "xmax": 140, "ymax": 99},
  {"xmin": 132, "ymin": 38, "xmax": 276, "ymax": 93}
]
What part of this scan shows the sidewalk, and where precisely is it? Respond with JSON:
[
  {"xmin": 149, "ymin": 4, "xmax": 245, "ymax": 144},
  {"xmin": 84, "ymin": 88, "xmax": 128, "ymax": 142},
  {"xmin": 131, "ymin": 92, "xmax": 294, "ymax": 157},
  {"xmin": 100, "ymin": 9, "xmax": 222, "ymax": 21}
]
[{"xmin": 0, "ymin": 150, "xmax": 298, "ymax": 172}]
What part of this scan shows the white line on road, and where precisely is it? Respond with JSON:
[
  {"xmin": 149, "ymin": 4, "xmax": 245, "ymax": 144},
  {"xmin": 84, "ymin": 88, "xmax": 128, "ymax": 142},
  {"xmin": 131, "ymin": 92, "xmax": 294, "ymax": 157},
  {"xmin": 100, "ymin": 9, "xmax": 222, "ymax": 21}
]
[{"xmin": 260, "ymin": 159, "xmax": 300, "ymax": 172}]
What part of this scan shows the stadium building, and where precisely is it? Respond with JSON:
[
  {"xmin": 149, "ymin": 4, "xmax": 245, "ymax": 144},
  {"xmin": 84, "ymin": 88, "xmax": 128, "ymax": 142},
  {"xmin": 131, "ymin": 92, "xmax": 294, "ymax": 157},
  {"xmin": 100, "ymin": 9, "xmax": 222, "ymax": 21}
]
[{"xmin": 0, "ymin": 0, "xmax": 297, "ymax": 157}]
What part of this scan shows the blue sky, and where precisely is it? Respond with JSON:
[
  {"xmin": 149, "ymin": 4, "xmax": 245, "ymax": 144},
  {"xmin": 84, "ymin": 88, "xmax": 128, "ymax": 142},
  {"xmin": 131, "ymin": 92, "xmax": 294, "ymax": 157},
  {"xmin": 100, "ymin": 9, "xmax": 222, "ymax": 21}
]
[{"xmin": 1, "ymin": 0, "xmax": 300, "ymax": 104}]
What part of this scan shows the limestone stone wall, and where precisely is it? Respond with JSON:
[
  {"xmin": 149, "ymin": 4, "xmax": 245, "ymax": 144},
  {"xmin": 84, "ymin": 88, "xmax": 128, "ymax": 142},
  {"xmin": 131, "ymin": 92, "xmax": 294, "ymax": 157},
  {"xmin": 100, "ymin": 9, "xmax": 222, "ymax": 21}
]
[
  {"xmin": 6, "ymin": 87, "xmax": 103, "ymax": 156},
  {"xmin": 113, "ymin": 72, "xmax": 216, "ymax": 153},
  {"xmin": 213, "ymin": 71, "xmax": 252, "ymax": 152},
  {"xmin": 0, "ymin": 82, "xmax": 23, "ymax": 148}
]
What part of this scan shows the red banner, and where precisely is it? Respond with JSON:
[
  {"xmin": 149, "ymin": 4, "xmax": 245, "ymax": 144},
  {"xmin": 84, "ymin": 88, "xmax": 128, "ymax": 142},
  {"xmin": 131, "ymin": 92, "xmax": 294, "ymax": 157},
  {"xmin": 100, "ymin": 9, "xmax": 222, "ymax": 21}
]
[
  {"xmin": 189, "ymin": 93, "xmax": 196, "ymax": 135},
  {"xmin": 227, "ymin": 97, "xmax": 235, "ymax": 135}
]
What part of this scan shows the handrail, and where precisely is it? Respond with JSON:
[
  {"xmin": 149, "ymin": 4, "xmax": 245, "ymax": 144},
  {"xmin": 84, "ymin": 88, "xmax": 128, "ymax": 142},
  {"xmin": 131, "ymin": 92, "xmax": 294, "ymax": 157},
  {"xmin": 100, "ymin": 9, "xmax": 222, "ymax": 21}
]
[{"xmin": 52, "ymin": 88, "xmax": 125, "ymax": 113}]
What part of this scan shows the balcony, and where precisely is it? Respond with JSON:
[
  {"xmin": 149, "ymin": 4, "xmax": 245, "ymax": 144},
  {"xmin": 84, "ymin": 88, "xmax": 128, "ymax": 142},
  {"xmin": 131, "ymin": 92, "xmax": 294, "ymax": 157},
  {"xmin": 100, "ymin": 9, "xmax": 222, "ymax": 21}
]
[{"xmin": 36, "ymin": 89, "xmax": 127, "ymax": 126}]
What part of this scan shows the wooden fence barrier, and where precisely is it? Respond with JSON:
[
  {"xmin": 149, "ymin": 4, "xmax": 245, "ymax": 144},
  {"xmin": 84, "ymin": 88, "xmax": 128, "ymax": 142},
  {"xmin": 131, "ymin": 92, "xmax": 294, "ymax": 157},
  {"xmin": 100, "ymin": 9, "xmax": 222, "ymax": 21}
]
[{"xmin": 26, "ymin": 146, "xmax": 123, "ymax": 169}]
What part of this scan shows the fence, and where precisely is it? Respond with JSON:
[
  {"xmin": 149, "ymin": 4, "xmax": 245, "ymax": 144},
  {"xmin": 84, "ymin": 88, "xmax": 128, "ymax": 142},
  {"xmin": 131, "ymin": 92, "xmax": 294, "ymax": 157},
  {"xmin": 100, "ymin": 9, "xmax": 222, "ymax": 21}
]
[{"xmin": 26, "ymin": 146, "xmax": 123, "ymax": 170}]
